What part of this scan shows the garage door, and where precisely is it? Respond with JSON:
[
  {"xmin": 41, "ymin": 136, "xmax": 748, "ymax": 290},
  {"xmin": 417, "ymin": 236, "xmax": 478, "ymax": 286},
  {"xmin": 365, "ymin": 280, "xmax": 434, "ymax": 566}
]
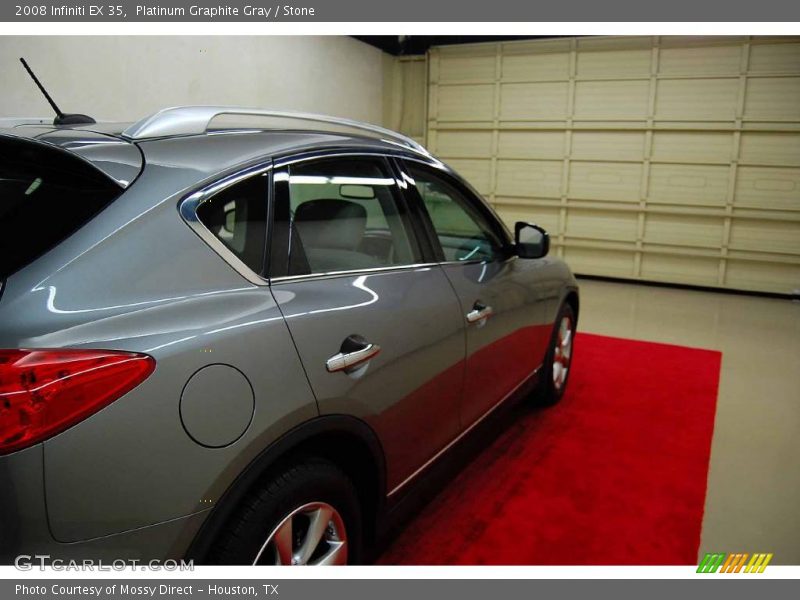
[{"xmin": 425, "ymin": 36, "xmax": 800, "ymax": 294}]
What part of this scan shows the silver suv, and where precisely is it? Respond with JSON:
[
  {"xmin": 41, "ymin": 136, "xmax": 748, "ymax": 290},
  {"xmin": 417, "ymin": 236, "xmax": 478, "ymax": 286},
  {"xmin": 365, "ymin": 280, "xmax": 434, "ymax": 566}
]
[{"xmin": 0, "ymin": 107, "xmax": 578, "ymax": 565}]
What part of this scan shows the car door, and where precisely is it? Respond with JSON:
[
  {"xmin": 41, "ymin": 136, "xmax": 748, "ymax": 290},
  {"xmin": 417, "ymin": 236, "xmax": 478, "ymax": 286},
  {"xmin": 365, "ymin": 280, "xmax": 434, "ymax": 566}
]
[
  {"xmin": 268, "ymin": 153, "xmax": 466, "ymax": 492},
  {"xmin": 399, "ymin": 159, "xmax": 553, "ymax": 428}
]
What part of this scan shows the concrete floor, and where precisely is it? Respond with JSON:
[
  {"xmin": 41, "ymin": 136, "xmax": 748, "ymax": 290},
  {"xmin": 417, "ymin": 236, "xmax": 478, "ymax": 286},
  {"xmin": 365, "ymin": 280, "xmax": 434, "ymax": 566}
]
[{"xmin": 576, "ymin": 279, "xmax": 800, "ymax": 564}]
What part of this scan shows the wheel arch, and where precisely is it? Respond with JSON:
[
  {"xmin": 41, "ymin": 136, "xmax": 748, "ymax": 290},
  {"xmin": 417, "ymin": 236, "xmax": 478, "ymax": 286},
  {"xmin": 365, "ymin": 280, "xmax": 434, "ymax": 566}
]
[{"xmin": 185, "ymin": 414, "xmax": 386, "ymax": 563}]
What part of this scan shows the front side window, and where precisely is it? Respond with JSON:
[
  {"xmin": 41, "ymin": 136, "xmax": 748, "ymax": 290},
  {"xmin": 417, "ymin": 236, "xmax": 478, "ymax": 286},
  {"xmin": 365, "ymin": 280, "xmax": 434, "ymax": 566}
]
[
  {"xmin": 271, "ymin": 157, "xmax": 422, "ymax": 277},
  {"xmin": 195, "ymin": 173, "xmax": 268, "ymax": 274},
  {"xmin": 406, "ymin": 163, "xmax": 505, "ymax": 262}
]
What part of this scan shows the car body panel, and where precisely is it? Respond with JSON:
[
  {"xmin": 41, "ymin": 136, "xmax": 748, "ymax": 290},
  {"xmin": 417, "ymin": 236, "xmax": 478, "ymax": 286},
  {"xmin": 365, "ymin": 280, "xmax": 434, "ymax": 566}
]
[
  {"xmin": 438, "ymin": 258, "xmax": 553, "ymax": 426},
  {"xmin": 271, "ymin": 267, "xmax": 465, "ymax": 490}
]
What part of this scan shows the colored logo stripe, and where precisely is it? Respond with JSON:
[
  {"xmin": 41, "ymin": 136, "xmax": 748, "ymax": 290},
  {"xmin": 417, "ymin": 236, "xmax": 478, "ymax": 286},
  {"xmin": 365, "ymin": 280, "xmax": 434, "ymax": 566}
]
[{"xmin": 697, "ymin": 553, "xmax": 773, "ymax": 573}]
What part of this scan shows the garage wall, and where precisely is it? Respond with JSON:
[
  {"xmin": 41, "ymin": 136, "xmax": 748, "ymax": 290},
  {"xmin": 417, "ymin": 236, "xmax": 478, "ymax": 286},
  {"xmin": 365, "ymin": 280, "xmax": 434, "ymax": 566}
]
[
  {"xmin": 425, "ymin": 36, "xmax": 800, "ymax": 294},
  {"xmin": 383, "ymin": 55, "xmax": 428, "ymax": 147},
  {"xmin": 0, "ymin": 36, "xmax": 385, "ymax": 124}
]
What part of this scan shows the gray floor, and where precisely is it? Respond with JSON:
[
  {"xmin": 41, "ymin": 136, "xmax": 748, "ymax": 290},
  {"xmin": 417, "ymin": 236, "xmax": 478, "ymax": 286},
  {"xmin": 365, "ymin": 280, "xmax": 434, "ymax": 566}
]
[{"xmin": 576, "ymin": 279, "xmax": 800, "ymax": 564}]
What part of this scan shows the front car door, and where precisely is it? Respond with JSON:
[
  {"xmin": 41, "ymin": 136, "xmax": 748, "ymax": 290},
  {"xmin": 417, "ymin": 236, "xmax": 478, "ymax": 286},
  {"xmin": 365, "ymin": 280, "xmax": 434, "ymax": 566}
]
[
  {"xmin": 268, "ymin": 153, "xmax": 465, "ymax": 494},
  {"xmin": 399, "ymin": 158, "xmax": 553, "ymax": 428}
]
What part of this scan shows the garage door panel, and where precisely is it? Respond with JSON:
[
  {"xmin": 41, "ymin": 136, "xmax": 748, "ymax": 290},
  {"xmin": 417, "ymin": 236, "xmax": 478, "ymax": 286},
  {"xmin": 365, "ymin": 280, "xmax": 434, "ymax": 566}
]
[
  {"xmin": 729, "ymin": 218, "xmax": 800, "ymax": 255},
  {"xmin": 569, "ymin": 162, "xmax": 642, "ymax": 202},
  {"xmin": 496, "ymin": 159, "xmax": 562, "ymax": 198},
  {"xmin": 725, "ymin": 260, "xmax": 800, "ymax": 292},
  {"xmin": 500, "ymin": 82, "xmax": 569, "ymax": 120},
  {"xmin": 565, "ymin": 208, "xmax": 639, "ymax": 242},
  {"xmin": 644, "ymin": 214, "xmax": 724, "ymax": 248},
  {"xmin": 438, "ymin": 49, "xmax": 495, "ymax": 82},
  {"xmin": 744, "ymin": 78, "xmax": 800, "ymax": 120},
  {"xmin": 502, "ymin": 41, "xmax": 570, "ymax": 80},
  {"xmin": 649, "ymin": 164, "xmax": 730, "ymax": 206},
  {"xmin": 426, "ymin": 36, "xmax": 800, "ymax": 294},
  {"xmin": 655, "ymin": 78, "xmax": 739, "ymax": 120},
  {"xmin": 640, "ymin": 254, "xmax": 720, "ymax": 285},
  {"xmin": 574, "ymin": 80, "xmax": 650, "ymax": 119},
  {"xmin": 739, "ymin": 132, "xmax": 800, "ymax": 167},
  {"xmin": 571, "ymin": 132, "xmax": 646, "ymax": 162},
  {"xmin": 437, "ymin": 85, "xmax": 494, "ymax": 121},
  {"xmin": 658, "ymin": 44, "xmax": 741, "ymax": 76},
  {"xmin": 435, "ymin": 131, "xmax": 493, "ymax": 158},
  {"xmin": 651, "ymin": 132, "xmax": 733, "ymax": 164},
  {"xmin": 498, "ymin": 131, "xmax": 565, "ymax": 159},
  {"xmin": 496, "ymin": 204, "xmax": 560, "ymax": 234},
  {"xmin": 748, "ymin": 41, "xmax": 800, "ymax": 73},
  {"xmin": 734, "ymin": 166, "xmax": 800, "ymax": 211},
  {"xmin": 445, "ymin": 159, "xmax": 492, "ymax": 195},
  {"xmin": 564, "ymin": 247, "xmax": 635, "ymax": 277}
]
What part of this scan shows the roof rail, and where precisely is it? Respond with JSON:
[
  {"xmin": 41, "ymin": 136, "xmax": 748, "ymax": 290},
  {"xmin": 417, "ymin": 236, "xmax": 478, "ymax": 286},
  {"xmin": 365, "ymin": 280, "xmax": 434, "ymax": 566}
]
[{"xmin": 121, "ymin": 106, "xmax": 429, "ymax": 155}]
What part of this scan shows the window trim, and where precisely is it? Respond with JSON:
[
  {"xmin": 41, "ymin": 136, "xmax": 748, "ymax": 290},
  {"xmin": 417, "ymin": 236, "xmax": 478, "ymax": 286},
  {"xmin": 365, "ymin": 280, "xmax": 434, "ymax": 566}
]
[
  {"xmin": 397, "ymin": 157, "xmax": 515, "ymax": 265},
  {"xmin": 267, "ymin": 151, "xmax": 434, "ymax": 283},
  {"xmin": 179, "ymin": 161, "xmax": 272, "ymax": 286}
]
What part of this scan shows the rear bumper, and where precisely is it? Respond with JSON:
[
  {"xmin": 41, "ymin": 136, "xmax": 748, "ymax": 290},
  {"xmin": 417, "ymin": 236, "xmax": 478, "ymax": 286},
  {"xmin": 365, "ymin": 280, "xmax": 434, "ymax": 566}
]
[{"xmin": 0, "ymin": 445, "xmax": 208, "ymax": 565}]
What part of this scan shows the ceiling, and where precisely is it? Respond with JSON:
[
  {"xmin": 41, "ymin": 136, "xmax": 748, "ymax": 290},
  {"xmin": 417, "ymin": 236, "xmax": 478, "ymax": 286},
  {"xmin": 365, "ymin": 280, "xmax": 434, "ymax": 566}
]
[{"xmin": 352, "ymin": 36, "xmax": 554, "ymax": 56}]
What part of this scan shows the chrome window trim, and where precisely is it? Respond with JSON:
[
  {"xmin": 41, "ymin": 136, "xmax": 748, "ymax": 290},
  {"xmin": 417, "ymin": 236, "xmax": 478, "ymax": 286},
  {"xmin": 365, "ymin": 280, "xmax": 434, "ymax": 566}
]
[{"xmin": 178, "ymin": 161, "xmax": 272, "ymax": 287}]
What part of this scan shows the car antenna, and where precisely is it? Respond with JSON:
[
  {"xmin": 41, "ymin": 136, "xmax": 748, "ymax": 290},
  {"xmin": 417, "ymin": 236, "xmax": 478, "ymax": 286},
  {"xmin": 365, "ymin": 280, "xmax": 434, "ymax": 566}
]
[{"xmin": 19, "ymin": 57, "xmax": 96, "ymax": 126}]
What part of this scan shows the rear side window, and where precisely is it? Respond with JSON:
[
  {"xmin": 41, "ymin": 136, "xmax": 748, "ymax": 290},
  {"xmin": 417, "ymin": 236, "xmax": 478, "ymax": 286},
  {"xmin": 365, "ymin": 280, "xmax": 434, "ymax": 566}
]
[
  {"xmin": 0, "ymin": 137, "xmax": 124, "ymax": 280},
  {"xmin": 195, "ymin": 174, "xmax": 268, "ymax": 275}
]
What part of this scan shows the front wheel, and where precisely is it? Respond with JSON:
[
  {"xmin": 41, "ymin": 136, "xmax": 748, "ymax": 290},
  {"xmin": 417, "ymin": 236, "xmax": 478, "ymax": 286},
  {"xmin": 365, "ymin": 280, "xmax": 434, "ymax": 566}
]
[{"xmin": 534, "ymin": 302, "xmax": 576, "ymax": 406}]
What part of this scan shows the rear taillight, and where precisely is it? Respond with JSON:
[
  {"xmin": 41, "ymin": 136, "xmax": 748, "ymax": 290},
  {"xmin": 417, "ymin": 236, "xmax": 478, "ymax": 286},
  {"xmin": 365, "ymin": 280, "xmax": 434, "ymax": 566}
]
[{"xmin": 0, "ymin": 349, "xmax": 155, "ymax": 455}]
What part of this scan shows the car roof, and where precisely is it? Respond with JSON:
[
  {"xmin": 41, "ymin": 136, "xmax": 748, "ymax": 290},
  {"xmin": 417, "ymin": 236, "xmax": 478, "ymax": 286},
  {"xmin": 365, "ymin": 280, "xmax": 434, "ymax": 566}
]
[{"xmin": 0, "ymin": 114, "xmax": 433, "ymax": 186}]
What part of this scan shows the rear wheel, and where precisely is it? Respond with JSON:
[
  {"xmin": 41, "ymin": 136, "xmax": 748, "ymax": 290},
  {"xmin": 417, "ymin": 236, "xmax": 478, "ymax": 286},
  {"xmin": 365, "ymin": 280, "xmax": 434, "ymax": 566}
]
[
  {"xmin": 209, "ymin": 458, "xmax": 361, "ymax": 565},
  {"xmin": 534, "ymin": 302, "xmax": 576, "ymax": 406}
]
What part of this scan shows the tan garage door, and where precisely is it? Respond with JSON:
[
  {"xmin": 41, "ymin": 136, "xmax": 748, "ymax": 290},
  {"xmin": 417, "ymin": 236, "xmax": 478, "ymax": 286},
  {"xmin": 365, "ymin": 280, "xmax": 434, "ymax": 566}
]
[{"xmin": 424, "ymin": 36, "xmax": 800, "ymax": 294}]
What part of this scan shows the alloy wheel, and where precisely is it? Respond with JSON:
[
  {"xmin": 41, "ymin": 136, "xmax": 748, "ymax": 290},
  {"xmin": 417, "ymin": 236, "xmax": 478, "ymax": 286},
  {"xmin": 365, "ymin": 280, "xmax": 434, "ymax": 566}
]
[
  {"xmin": 552, "ymin": 315, "xmax": 573, "ymax": 392},
  {"xmin": 253, "ymin": 501, "xmax": 348, "ymax": 565}
]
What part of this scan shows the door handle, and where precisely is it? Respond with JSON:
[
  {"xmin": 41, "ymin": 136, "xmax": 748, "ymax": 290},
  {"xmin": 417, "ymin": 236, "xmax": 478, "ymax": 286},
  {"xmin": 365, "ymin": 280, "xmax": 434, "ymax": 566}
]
[
  {"xmin": 326, "ymin": 336, "xmax": 381, "ymax": 373},
  {"xmin": 466, "ymin": 302, "xmax": 494, "ymax": 324}
]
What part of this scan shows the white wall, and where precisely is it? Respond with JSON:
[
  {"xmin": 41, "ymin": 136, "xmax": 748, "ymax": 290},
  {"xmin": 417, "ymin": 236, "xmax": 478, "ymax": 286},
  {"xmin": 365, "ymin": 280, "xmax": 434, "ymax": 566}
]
[{"xmin": 0, "ymin": 36, "xmax": 385, "ymax": 124}]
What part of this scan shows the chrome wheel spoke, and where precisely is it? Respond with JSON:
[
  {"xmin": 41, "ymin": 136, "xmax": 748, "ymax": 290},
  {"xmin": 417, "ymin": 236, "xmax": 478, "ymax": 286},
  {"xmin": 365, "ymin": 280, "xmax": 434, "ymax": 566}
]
[
  {"xmin": 313, "ymin": 540, "xmax": 348, "ymax": 565},
  {"xmin": 273, "ymin": 518, "xmax": 294, "ymax": 565},
  {"xmin": 295, "ymin": 505, "xmax": 333, "ymax": 565}
]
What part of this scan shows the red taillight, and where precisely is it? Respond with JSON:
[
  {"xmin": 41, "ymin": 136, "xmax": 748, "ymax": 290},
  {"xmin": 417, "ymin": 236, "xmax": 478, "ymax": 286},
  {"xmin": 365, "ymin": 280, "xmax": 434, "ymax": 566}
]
[{"xmin": 0, "ymin": 349, "xmax": 155, "ymax": 455}]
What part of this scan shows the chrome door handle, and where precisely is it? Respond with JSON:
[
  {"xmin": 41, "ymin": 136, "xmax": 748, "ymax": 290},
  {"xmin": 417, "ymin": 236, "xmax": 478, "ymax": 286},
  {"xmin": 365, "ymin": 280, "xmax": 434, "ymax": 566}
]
[
  {"xmin": 466, "ymin": 303, "xmax": 493, "ymax": 323},
  {"xmin": 326, "ymin": 343, "xmax": 381, "ymax": 373}
]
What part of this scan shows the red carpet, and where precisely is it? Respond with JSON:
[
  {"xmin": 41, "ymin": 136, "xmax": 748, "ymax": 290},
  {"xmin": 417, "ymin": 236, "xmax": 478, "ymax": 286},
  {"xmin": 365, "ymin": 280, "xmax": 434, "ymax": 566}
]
[{"xmin": 379, "ymin": 333, "xmax": 722, "ymax": 565}]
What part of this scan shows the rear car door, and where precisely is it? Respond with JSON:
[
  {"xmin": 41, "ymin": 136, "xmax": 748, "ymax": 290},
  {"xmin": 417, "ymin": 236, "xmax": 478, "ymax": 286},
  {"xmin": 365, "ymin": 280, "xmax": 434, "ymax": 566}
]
[
  {"xmin": 399, "ymin": 159, "xmax": 552, "ymax": 428},
  {"xmin": 268, "ymin": 153, "xmax": 465, "ymax": 493}
]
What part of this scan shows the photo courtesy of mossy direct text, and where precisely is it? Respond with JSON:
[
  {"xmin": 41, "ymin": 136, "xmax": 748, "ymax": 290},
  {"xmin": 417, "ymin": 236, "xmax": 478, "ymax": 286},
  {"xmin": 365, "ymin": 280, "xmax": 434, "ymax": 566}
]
[
  {"xmin": 15, "ymin": 584, "xmax": 275, "ymax": 597},
  {"xmin": 136, "ymin": 4, "xmax": 316, "ymax": 18}
]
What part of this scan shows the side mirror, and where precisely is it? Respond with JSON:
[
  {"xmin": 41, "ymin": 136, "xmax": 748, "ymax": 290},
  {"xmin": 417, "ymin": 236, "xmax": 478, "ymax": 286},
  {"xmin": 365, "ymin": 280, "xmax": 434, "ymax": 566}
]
[{"xmin": 515, "ymin": 221, "xmax": 550, "ymax": 259}]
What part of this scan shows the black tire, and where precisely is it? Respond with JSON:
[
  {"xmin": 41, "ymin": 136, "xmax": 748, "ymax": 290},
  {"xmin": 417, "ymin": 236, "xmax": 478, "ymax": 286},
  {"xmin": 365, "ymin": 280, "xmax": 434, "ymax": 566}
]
[
  {"xmin": 533, "ymin": 302, "xmax": 576, "ymax": 406},
  {"xmin": 209, "ymin": 458, "xmax": 362, "ymax": 565}
]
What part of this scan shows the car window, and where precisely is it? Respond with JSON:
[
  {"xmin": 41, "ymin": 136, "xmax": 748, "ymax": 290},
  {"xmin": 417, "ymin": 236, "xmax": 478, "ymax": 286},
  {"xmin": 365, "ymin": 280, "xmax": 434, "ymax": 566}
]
[
  {"xmin": 406, "ymin": 163, "xmax": 505, "ymax": 262},
  {"xmin": 196, "ymin": 173, "xmax": 268, "ymax": 274},
  {"xmin": 272, "ymin": 157, "xmax": 422, "ymax": 276},
  {"xmin": 0, "ymin": 137, "xmax": 124, "ymax": 280}
]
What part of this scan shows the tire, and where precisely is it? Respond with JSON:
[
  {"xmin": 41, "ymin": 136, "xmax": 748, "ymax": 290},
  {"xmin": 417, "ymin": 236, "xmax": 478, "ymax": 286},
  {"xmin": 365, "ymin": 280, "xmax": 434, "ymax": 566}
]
[
  {"xmin": 533, "ymin": 302, "xmax": 576, "ymax": 406},
  {"xmin": 209, "ymin": 458, "xmax": 362, "ymax": 565}
]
